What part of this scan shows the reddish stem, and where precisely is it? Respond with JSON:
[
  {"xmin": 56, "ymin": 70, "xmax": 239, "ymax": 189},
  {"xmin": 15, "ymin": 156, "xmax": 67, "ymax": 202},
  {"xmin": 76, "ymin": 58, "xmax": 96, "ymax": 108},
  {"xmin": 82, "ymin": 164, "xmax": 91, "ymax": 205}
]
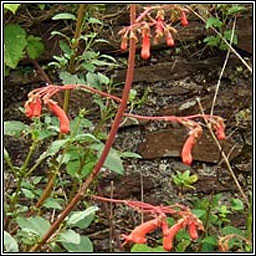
[{"xmin": 29, "ymin": 4, "xmax": 137, "ymax": 252}]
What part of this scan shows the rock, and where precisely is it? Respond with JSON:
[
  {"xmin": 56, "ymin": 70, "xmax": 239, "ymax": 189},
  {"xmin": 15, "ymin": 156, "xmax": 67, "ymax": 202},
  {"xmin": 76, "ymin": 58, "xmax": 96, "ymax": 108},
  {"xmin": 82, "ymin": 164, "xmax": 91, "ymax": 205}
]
[{"xmin": 138, "ymin": 127, "xmax": 242, "ymax": 163}]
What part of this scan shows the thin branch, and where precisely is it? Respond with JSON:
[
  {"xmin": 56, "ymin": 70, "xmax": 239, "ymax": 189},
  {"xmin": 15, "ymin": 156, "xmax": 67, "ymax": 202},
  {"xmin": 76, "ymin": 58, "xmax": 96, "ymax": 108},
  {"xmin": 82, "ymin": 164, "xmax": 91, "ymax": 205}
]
[{"xmin": 196, "ymin": 98, "xmax": 249, "ymax": 206}]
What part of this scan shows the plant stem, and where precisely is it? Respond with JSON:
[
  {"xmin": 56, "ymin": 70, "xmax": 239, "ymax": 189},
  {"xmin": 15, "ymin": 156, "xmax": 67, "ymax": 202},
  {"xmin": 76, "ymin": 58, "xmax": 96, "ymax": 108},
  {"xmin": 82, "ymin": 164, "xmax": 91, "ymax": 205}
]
[
  {"xmin": 29, "ymin": 4, "xmax": 137, "ymax": 252},
  {"xmin": 10, "ymin": 141, "xmax": 37, "ymax": 212},
  {"xmin": 63, "ymin": 4, "xmax": 86, "ymax": 114}
]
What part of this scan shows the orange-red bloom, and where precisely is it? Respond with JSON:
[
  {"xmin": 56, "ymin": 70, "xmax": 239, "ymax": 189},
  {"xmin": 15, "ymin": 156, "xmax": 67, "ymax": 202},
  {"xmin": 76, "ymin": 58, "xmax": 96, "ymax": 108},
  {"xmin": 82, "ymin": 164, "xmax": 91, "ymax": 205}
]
[
  {"xmin": 213, "ymin": 118, "xmax": 226, "ymax": 140},
  {"xmin": 121, "ymin": 217, "xmax": 161, "ymax": 245},
  {"xmin": 166, "ymin": 31, "xmax": 174, "ymax": 47},
  {"xmin": 188, "ymin": 221, "xmax": 198, "ymax": 240},
  {"xmin": 25, "ymin": 97, "xmax": 42, "ymax": 118},
  {"xmin": 180, "ymin": 11, "xmax": 188, "ymax": 27},
  {"xmin": 163, "ymin": 219, "xmax": 185, "ymax": 251},
  {"xmin": 120, "ymin": 36, "xmax": 128, "ymax": 51},
  {"xmin": 46, "ymin": 99, "xmax": 70, "ymax": 134},
  {"xmin": 141, "ymin": 33, "xmax": 150, "ymax": 60},
  {"xmin": 181, "ymin": 135, "xmax": 196, "ymax": 166}
]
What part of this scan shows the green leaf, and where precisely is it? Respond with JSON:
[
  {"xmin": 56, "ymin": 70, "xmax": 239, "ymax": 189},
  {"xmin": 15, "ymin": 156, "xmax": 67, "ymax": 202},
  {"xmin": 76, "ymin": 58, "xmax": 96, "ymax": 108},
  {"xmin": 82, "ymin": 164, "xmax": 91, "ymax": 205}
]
[
  {"xmin": 4, "ymin": 231, "xmax": 19, "ymax": 252},
  {"xmin": 90, "ymin": 143, "xmax": 124, "ymax": 175},
  {"xmin": 43, "ymin": 198, "xmax": 62, "ymax": 210},
  {"xmin": 47, "ymin": 139, "xmax": 68, "ymax": 156},
  {"xmin": 38, "ymin": 4, "xmax": 45, "ymax": 10},
  {"xmin": 4, "ymin": 147, "xmax": 10, "ymax": 160},
  {"xmin": 192, "ymin": 209, "xmax": 206, "ymax": 219},
  {"xmin": 221, "ymin": 225, "xmax": 244, "ymax": 236},
  {"xmin": 81, "ymin": 62, "xmax": 96, "ymax": 72},
  {"xmin": 188, "ymin": 174, "xmax": 198, "ymax": 184},
  {"xmin": 4, "ymin": 24, "xmax": 27, "ymax": 69},
  {"xmin": 57, "ymin": 230, "xmax": 81, "ymax": 244},
  {"xmin": 66, "ymin": 160, "xmax": 80, "ymax": 177},
  {"xmin": 223, "ymin": 30, "xmax": 238, "ymax": 45},
  {"xmin": 120, "ymin": 151, "xmax": 142, "ymax": 159},
  {"xmin": 201, "ymin": 236, "xmax": 217, "ymax": 252},
  {"xmin": 73, "ymin": 133, "xmax": 99, "ymax": 143},
  {"xmin": 59, "ymin": 71, "xmax": 84, "ymax": 85},
  {"xmin": 205, "ymin": 17, "xmax": 223, "ymax": 29},
  {"xmin": 88, "ymin": 17, "xmax": 102, "ymax": 25},
  {"xmin": 16, "ymin": 216, "xmax": 51, "ymax": 238},
  {"xmin": 176, "ymin": 239, "xmax": 191, "ymax": 252},
  {"xmin": 4, "ymin": 121, "xmax": 28, "ymax": 137},
  {"xmin": 227, "ymin": 5, "xmax": 247, "ymax": 15},
  {"xmin": 231, "ymin": 198, "xmax": 244, "ymax": 211},
  {"xmin": 67, "ymin": 206, "xmax": 99, "ymax": 226},
  {"xmin": 21, "ymin": 189, "xmax": 35, "ymax": 199},
  {"xmin": 62, "ymin": 235, "xmax": 93, "ymax": 252},
  {"xmin": 131, "ymin": 244, "xmax": 167, "ymax": 252},
  {"xmin": 203, "ymin": 36, "xmax": 220, "ymax": 47},
  {"xmin": 52, "ymin": 13, "xmax": 76, "ymax": 21},
  {"xmin": 26, "ymin": 35, "xmax": 45, "ymax": 60},
  {"xmin": 59, "ymin": 40, "xmax": 72, "ymax": 56},
  {"xmin": 4, "ymin": 4, "xmax": 20, "ymax": 14}
]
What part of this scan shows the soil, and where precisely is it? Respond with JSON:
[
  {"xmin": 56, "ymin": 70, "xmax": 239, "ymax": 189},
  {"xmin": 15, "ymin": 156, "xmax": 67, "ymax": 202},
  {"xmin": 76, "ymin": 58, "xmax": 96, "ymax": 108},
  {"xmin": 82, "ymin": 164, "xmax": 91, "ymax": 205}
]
[{"xmin": 4, "ymin": 5, "xmax": 252, "ymax": 253}]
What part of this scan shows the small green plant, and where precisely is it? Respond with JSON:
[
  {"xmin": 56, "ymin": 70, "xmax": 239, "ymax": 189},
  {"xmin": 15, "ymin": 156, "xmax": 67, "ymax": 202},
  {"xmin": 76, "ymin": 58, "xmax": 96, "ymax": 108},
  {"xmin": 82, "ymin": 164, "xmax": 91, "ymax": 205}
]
[
  {"xmin": 172, "ymin": 170, "xmax": 198, "ymax": 191},
  {"xmin": 203, "ymin": 4, "xmax": 247, "ymax": 50}
]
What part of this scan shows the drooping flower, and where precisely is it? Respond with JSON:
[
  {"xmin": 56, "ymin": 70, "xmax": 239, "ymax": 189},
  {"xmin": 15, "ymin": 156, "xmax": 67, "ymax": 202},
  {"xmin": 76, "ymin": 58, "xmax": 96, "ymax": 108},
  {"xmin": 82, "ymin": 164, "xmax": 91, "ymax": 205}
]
[
  {"xmin": 213, "ymin": 118, "xmax": 226, "ymax": 140},
  {"xmin": 181, "ymin": 127, "xmax": 202, "ymax": 166},
  {"xmin": 120, "ymin": 36, "xmax": 128, "ymax": 51},
  {"xmin": 163, "ymin": 219, "xmax": 185, "ymax": 251},
  {"xmin": 121, "ymin": 217, "xmax": 162, "ymax": 245},
  {"xmin": 166, "ymin": 31, "xmax": 174, "ymax": 47},
  {"xmin": 25, "ymin": 97, "xmax": 42, "ymax": 118},
  {"xmin": 141, "ymin": 25, "xmax": 151, "ymax": 60},
  {"xmin": 188, "ymin": 221, "xmax": 198, "ymax": 240},
  {"xmin": 46, "ymin": 99, "xmax": 70, "ymax": 134},
  {"xmin": 180, "ymin": 11, "xmax": 188, "ymax": 27}
]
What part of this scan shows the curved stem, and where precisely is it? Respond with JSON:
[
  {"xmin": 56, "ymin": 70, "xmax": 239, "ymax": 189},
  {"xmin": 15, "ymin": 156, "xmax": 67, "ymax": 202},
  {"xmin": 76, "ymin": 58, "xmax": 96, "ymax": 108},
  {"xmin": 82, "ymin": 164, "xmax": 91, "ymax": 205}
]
[{"xmin": 29, "ymin": 4, "xmax": 137, "ymax": 252}]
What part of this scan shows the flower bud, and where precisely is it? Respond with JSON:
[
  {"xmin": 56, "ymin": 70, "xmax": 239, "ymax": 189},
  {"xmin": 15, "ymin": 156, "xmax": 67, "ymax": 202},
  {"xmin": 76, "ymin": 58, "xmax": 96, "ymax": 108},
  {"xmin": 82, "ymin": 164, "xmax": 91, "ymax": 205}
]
[
  {"xmin": 25, "ymin": 97, "xmax": 42, "ymax": 118},
  {"xmin": 180, "ymin": 11, "xmax": 188, "ymax": 27}
]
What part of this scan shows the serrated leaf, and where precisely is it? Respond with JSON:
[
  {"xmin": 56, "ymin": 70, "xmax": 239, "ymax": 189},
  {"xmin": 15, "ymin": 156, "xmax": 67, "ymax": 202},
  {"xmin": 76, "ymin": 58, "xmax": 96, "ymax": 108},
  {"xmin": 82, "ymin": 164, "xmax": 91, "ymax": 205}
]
[
  {"xmin": 62, "ymin": 235, "xmax": 93, "ymax": 252},
  {"xmin": 203, "ymin": 36, "xmax": 220, "ymax": 46},
  {"xmin": 26, "ymin": 35, "xmax": 45, "ymax": 60},
  {"xmin": 4, "ymin": 4, "xmax": 20, "ymax": 14},
  {"xmin": 4, "ymin": 231, "xmax": 19, "ymax": 252},
  {"xmin": 4, "ymin": 24, "xmax": 27, "ymax": 69},
  {"xmin": 227, "ymin": 5, "xmax": 247, "ymax": 15},
  {"xmin": 16, "ymin": 216, "xmax": 51, "ymax": 238},
  {"xmin": 201, "ymin": 236, "xmax": 218, "ymax": 252},
  {"xmin": 67, "ymin": 206, "xmax": 99, "ymax": 226},
  {"xmin": 206, "ymin": 17, "xmax": 223, "ymax": 29},
  {"xmin": 192, "ymin": 209, "xmax": 206, "ymax": 219},
  {"xmin": 21, "ymin": 189, "xmax": 35, "ymax": 199},
  {"xmin": 59, "ymin": 70, "xmax": 84, "ymax": 85},
  {"xmin": 57, "ymin": 230, "xmax": 81, "ymax": 244},
  {"xmin": 81, "ymin": 62, "xmax": 96, "ymax": 72},
  {"xmin": 52, "ymin": 13, "xmax": 76, "ymax": 21},
  {"xmin": 4, "ymin": 121, "xmax": 28, "ymax": 137}
]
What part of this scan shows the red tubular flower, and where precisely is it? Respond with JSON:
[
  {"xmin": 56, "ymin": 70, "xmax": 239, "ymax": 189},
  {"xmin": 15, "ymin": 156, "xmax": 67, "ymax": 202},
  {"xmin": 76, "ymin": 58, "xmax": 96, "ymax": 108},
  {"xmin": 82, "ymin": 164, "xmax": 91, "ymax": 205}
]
[
  {"xmin": 213, "ymin": 118, "xmax": 226, "ymax": 140},
  {"xmin": 25, "ymin": 97, "xmax": 42, "ymax": 118},
  {"xmin": 120, "ymin": 36, "xmax": 128, "ymax": 51},
  {"xmin": 141, "ymin": 25, "xmax": 151, "ymax": 60},
  {"xmin": 188, "ymin": 221, "xmax": 198, "ymax": 240},
  {"xmin": 163, "ymin": 219, "xmax": 185, "ymax": 251},
  {"xmin": 180, "ymin": 11, "xmax": 188, "ymax": 27},
  {"xmin": 166, "ymin": 31, "xmax": 174, "ymax": 47},
  {"xmin": 121, "ymin": 217, "xmax": 161, "ymax": 245},
  {"xmin": 46, "ymin": 99, "xmax": 70, "ymax": 134},
  {"xmin": 141, "ymin": 33, "xmax": 150, "ymax": 60},
  {"xmin": 181, "ymin": 135, "xmax": 196, "ymax": 166}
]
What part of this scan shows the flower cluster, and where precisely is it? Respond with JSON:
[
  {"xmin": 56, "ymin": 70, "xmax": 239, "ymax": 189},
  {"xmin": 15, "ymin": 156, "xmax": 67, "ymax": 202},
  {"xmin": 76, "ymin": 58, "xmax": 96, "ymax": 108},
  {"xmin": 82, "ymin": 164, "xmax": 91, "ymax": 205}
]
[
  {"xmin": 92, "ymin": 195, "xmax": 204, "ymax": 251},
  {"xmin": 119, "ymin": 5, "xmax": 189, "ymax": 59},
  {"xmin": 24, "ymin": 85, "xmax": 74, "ymax": 134},
  {"xmin": 177, "ymin": 116, "xmax": 226, "ymax": 166}
]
